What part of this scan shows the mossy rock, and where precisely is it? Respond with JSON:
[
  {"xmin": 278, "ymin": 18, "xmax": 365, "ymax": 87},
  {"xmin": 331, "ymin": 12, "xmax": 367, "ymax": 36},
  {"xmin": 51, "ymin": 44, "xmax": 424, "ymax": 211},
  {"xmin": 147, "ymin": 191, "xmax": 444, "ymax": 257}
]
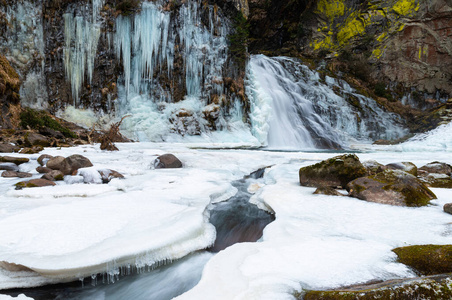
[
  {"xmin": 347, "ymin": 169, "xmax": 436, "ymax": 207},
  {"xmin": 19, "ymin": 108, "xmax": 76, "ymax": 139},
  {"xmin": 299, "ymin": 154, "xmax": 367, "ymax": 188},
  {"xmin": 302, "ymin": 274, "xmax": 452, "ymax": 299},
  {"xmin": 420, "ymin": 173, "xmax": 452, "ymax": 188},
  {"xmin": 393, "ymin": 245, "xmax": 452, "ymax": 276}
]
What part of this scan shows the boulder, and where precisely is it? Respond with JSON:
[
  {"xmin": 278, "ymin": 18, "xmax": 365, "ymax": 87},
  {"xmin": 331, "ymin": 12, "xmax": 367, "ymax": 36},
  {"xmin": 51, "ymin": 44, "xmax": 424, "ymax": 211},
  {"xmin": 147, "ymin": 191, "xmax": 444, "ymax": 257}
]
[
  {"xmin": 362, "ymin": 160, "xmax": 386, "ymax": 176},
  {"xmin": 313, "ymin": 187, "xmax": 344, "ymax": 196},
  {"xmin": 37, "ymin": 154, "xmax": 53, "ymax": 166},
  {"xmin": 154, "ymin": 154, "xmax": 183, "ymax": 169},
  {"xmin": 46, "ymin": 156, "xmax": 65, "ymax": 171},
  {"xmin": 36, "ymin": 166, "xmax": 52, "ymax": 174},
  {"xmin": 0, "ymin": 162, "xmax": 19, "ymax": 172},
  {"xmin": 299, "ymin": 154, "xmax": 367, "ymax": 188},
  {"xmin": 0, "ymin": 156, "xmax": 29, "ymax": 165},
  {"xmin": 444, "ymin": 203, "xmax": 452, "ymax": 215},
  {"xmin": 99, "ymin": 169, "xmax": 124, "ymax": 183},
  {"xmin": 420, "ymin": 173, "xmax": 452, "ymax": 188},
  {"xmin": 393, "ymin": 245, "xmax": 452, "ymax": 276},
  {"xmin": 15, "ymin": 179, "xmax": 56, "ymax": 189},
  {"xmin": 419, "ymin": 162, "xmax": 452, "ymax": 176},
  {"xmin": 60, "ymin": 154, "xmax": 93, "ymax": 175},
  {"xmin": 1, "ymin": 171, "xmax": 32, "ymax": 178},
  {"xmin": 24, "ymin": 132, "xmax": 50, "ymax": 147},
  {"xmin": 386, "ymin": 162, "xmax": 418, "ymax": 176},
  {"xmin": 0, "ymin": 143, "xmax": 18, "ymax": 153},
  {"xmin": 346, "ymin": 169, "xmax": 436, "ymax": 207}
]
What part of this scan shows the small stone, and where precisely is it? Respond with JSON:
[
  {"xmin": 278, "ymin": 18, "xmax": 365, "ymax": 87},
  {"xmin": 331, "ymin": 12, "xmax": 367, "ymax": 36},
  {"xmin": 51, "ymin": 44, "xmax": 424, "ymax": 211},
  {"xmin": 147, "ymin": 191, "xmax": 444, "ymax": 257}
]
[
  {"xmin": 37, "ymin": 154, "xmax": 53, "ymax": 166},
  {"xmin": 2, "ymin": 171, "xmax": 32, "ymax": 178},
  {"xmin": 42, "ymin": 170, "xmax": 64, "ymax": 181},
  {"xmin": 99, "ymin": 169, "xmax": 124, "ymax": 183},
  {"xmin": 15, "ymin": 178, "xmax": 56, "ymax": 189},
  {"xmin": 19, "ymin": 146, "xmax": 43, "ymax": 154},
  {"xmin": 36, "ymin": 166, "xmax": 52, "ymax": 174},
  {"xmin": 313, "ymin": 186, "xmax": 344, "ymax": 196},
  {"xmin": 444, "ymin": 203, "xmax": 452, "ymax": 215},
  {"xmin": 0, "ymin": 156, "xmax": 29, "ymax": 165},
  {"xmin": 154, "ymin": 154, "xmax": 183, "ymax": 169}
]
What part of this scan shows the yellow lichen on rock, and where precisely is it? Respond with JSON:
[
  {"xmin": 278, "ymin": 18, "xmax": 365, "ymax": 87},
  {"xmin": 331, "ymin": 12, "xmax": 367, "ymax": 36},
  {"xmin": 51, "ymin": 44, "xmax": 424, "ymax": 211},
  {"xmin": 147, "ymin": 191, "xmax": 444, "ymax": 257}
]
[
  {"xmin": 315, "ymin": 0, "xmax": 346, "ymax": 22},
  {"xmin": 337, "ymin": 13, "xmax": 371, "ymax": 46},
  {"xmin": 392, "ymin": 0, "xmax": 420, "ymax": 16}
]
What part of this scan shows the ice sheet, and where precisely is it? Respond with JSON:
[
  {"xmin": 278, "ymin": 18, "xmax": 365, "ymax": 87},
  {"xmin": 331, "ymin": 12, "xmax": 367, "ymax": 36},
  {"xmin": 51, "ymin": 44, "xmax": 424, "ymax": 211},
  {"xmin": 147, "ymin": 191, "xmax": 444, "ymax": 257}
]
[{"xmin": 1, "ymin": 141, "xmax": 451, "ymax": 297}]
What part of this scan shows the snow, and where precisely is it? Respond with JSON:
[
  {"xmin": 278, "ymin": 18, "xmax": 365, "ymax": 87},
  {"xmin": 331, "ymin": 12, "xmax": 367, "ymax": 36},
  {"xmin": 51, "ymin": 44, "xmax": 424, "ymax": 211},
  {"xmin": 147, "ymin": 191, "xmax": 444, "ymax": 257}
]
[
  {"xmin": 0, "ymin": 128, "xmax": 451, "ymax": 297},
  {"xmin": 0, "ymin": 294, "xmax": 33, "ymax": 300}
]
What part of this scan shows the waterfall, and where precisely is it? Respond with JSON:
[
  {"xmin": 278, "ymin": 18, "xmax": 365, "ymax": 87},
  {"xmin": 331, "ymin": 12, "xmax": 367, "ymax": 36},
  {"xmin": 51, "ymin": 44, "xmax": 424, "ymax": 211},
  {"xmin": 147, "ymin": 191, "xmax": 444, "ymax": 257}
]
[{"xmin": 246, "ymin": 55, "xmax": 408, "ymax": 149}]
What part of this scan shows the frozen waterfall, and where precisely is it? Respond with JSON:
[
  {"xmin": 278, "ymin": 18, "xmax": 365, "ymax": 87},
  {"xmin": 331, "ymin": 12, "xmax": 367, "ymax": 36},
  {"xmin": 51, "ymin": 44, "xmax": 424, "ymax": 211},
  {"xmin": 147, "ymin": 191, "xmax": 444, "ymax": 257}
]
[{"xmin": 246, "ymin": 55, "xmax": 408, "ymax": 149}]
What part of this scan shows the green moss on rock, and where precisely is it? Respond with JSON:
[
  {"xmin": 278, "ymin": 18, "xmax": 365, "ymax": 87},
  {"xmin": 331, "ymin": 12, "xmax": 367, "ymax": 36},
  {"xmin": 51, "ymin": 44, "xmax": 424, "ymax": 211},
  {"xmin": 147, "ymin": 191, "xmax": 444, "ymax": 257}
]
[
  {"xmin": 303, "ymin": 274, "xmax": 452, "ymax": 299},
  {"xmin": 19, "ymin": 108, "xmax": 76, "ymax": 138},
  {"xmin": 299, "ymin": 154, "xmax": 367, "ymax": 188},
  {"xmin": 393, "ymin": 245, "xmax": 452, "ymax": 276}
]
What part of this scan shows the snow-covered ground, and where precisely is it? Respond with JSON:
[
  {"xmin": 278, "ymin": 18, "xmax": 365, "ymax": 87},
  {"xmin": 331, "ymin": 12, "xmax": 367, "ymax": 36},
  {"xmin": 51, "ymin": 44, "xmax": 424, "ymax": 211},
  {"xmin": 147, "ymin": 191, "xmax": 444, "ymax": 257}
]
[{"xmin": 0, "ymin": 124, "xmax": 451, "ymax": 299}]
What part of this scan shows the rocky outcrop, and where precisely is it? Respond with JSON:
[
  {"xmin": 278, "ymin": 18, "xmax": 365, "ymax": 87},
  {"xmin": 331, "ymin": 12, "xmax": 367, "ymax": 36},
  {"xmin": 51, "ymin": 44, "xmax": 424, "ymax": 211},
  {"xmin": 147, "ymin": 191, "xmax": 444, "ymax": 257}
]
[
  {"xmin": 248, "ymin": 0, "xmax": 452, "ymax": 121},
  {"xmin": 0, "ymin": 55, "xmax": 20, "ymax": 129},
  {"xmin": 299, "ymin": 154, "xmax": 367, "ymax": 188},
  {"xmin": 393, "ymin": 245, "xmax": 452, "ymax": 275},
  {"xmin": 346, "ymin": 169, "xmax": 436, "ymax": 207}
]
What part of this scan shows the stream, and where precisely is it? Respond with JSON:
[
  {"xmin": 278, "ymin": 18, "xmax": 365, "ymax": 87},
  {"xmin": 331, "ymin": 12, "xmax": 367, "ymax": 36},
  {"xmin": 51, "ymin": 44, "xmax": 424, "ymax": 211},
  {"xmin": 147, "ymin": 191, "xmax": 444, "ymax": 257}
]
[{"xmin": 1, "ymin": 169, "xmax": 274, "ymax": 300}]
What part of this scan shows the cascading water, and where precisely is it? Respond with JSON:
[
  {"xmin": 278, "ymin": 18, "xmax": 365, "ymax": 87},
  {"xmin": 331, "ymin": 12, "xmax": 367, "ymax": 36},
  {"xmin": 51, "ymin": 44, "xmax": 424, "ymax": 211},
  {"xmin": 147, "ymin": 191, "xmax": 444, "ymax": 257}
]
[{"xmin": 246, "ymin": 55, "xmax": 409, "ymax": 149}]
